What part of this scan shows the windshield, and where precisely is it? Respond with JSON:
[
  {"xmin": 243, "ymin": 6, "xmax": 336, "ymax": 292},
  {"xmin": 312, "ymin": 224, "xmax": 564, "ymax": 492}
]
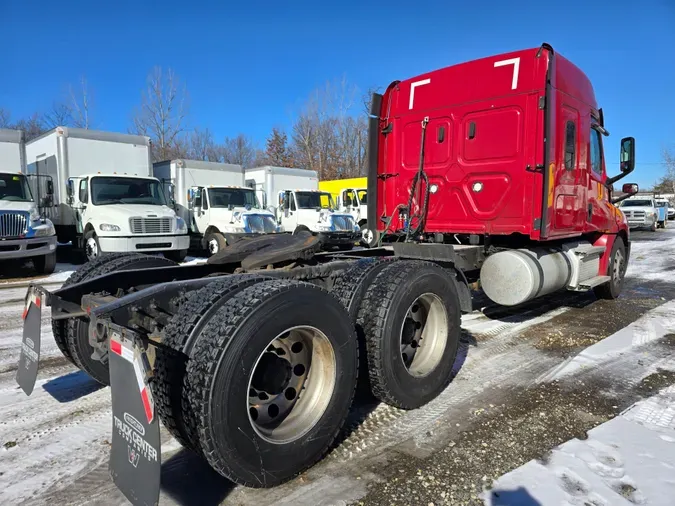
[
  {"xmin": 208, "ymin": 188, "xmax": 260, "ymax": 208},
  {"xmin": 296, "ymin": 191, "xmax": 335, "ymax": 210},
  {"xmin": 356, "ymin": 189, "xmax": 367, "ymax": 205},
  {"xmin": 0, "ymin": 174, "xmax": 33, "ymax": 202},
  {"xmin": 621, "ymin": 199, "xmax": 653, "ymax": 208},
  {"xmin": 91, "ymin": 177, "xmax": 167, "ymax": 206}
]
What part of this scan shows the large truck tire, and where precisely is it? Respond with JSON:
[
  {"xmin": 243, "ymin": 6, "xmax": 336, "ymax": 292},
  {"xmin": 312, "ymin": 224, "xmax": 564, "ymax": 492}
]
[
  {"xmin": 593, "ymin": 236, "xmax": 627, "ymax": 300},
  {"xmin": 330, "ymin": 257, "xmax": 398, "ymax": 393},
  {"xmin": 54, "ymin": 254, "xmax": 178, "ymax": 385},
  {"xmin": 183, "ymin": 279, "xmax": 358, "ymax": 487},
  {"xmin": 357, "ymin": 260, "xmax": 461, "ymax": 409},
  {"xmin": 205, "ymin": 231, "xmax": 227, "ymax": 256},
  {"xmin": 151, "ymin": 274, "xmax": 271, "ymax": 453},
  {"xmin": 33, "ymin": 251, "xmax": 56, "ymax": 275},
  {"xmin": 52, "ymin": 253, "xmax": 133, "ymax": 365}
]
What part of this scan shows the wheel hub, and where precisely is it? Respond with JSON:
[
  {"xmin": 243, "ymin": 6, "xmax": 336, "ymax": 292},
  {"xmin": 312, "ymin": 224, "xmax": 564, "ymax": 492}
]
[
  {"xmin": 399, "ymin": 293, "xmax": 449, "ymax": 377},
  {"xmin": 247, "ymin": 326, "xmax": 337, "ymax": 444},
  {"xmin": 251, "ymin": 352, "xmax": 292, "ymax": 395}
]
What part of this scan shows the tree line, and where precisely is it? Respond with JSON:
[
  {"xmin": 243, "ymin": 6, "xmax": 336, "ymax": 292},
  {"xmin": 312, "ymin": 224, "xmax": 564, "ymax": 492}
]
[{"xmin": 1, "ymin": 67, "xmax": 373, "ymax": 180}]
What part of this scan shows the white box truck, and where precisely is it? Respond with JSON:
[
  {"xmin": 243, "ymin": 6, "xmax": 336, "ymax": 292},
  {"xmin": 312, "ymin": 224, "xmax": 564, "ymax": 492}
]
[
  {"xmin": 25, "ymin": 127, "xmax": 189, "ymax": 262},
  {"xmin": 153, "ymin": 159, "xmax": 278, "ymax": 256},
  {"xmin": 0, "ymin": 129, "xmax": 57, "ymax": 273},
  {"xmin": 245, "ymin": 166, "xmax": 360, "ymax": 250}
]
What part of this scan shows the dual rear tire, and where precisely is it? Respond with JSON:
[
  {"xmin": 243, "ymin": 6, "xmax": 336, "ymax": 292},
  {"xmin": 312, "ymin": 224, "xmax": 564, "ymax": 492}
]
[{"xmin": 153, "ymin": 279, "xmax": 359, "ymax": 486}]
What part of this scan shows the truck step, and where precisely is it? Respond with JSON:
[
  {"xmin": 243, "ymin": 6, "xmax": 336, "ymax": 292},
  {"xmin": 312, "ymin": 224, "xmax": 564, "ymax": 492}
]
[
  {"xmin": 572, "ymin": 245, "xmax": 606, "ymax": 257},
  {"xmin": 571, "ymin": 275, "xmax": 611, "ymax": 291}
]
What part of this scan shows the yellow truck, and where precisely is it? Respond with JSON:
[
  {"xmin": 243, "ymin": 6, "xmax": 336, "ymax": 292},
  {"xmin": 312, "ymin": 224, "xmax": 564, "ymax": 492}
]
[{"xmin": 318, "ymin": 177, "xmax": 368, "ymax": 230}]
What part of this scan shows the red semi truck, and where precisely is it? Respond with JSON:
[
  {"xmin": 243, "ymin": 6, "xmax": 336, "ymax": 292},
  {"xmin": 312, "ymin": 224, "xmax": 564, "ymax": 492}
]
[{"xmin": 17, "ymin": 43, "xmax": 636, "ymax": 505}]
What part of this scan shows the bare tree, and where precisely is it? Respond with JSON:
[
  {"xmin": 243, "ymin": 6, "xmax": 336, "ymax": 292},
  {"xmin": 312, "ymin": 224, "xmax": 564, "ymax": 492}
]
[
  {"xmin": 131, "ymin": 66, "xmax": 189, "ymax": 161},
  {"xmin": 70, "ymin": 76, "xmax": 92, "ymax": 129},
  {"xmin": 221, "ymin": 134, "xmax": 260, "ymax": 168},
  {"xmin": 0, "ymin": 108, "xmax": 11, "ymax": 128},
  {"xmin": 663, "ymin": 147, "xmax": 675, "ymax": 194},
  {"xmin": 290, "ymin": 77, "xmax": 368, "ymax": 179},
  {"xmin": 187, "ymin": 127, "xmax": 219, "ymax": 161},
  {"xmin": 13, "ymin": 113, "xmax": 47, "ymax": 141},
  {"xmin": 44, "ymin": 102, "xmax": 74, "ymax": 129}
]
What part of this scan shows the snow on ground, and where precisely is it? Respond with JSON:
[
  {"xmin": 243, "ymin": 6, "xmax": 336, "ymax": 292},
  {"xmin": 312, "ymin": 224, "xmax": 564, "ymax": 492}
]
[
  {"xmin": 0, "ymin": 232, "xmax": 674, "ymax": 505},
  {"xmin": 483, "ymin": 257, "xmax": 675, "ymax": 506}
]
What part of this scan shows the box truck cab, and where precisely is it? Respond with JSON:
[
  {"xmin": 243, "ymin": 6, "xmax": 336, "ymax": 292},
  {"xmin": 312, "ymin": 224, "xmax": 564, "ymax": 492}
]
[
  {"xmin": 319, "ymin": 177, "xmax": 368, "ymax": 231},
  {"xmin": 0, "ymin": 129, "xmax": 57, "ymax": 273},
  {"xmin": 154, "ymin": 160, "xmax": 279, "ymax": 256},
  {"xmin": 278, "ymin": 189, "xmax": 360, "ymax": 249},
  {"xmin": 25, "ymin": 127, "xmax": 189, "ymax": 262},
  {"xmin": 245, "ymin": 166, "xmax": 360, "ymax": 249},
  {"xmin": 67, "ymin": 173, "xmax": 189, "ymax": 260}
]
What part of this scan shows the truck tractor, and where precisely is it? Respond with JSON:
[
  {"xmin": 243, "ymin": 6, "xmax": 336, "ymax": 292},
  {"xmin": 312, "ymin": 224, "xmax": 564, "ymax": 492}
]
[
  {"xmin": 17, "ymin": 43, "xmax": 637, "ymax": 506},
  {"xmin": 0, "ymin": 129, "xmax": 57, "ymax": 273},
  {"xmin": 153, "ymin": 159, "xmax": 279, "ymax": 256}
]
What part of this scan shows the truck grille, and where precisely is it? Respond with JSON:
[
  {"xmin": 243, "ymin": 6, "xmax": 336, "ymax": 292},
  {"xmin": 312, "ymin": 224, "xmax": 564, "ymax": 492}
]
[
  {"xmin": 0, "ymin": 211, "xmax": 29, "ymax": 238},
  {"xmin": 330, "ymin": 215, "xmax": 355, "ymax": 232},
  {"xmin": 624, "ymin": 210, "xmax": 645, "ymax": 218},
  {"xmin": 244, "ymin": 215, "xmax": 276, "ymax": 234},
  {"xmin": 129, "ymin": 217, "xmax": 173, "ymax": 234}
]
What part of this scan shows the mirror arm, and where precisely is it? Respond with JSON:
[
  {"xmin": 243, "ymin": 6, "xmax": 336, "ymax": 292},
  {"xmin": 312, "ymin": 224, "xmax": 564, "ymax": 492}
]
[
  {"xmin": 605, "ymin": 167, "xmax": 634, "ymax": 188},
  {"xmin": 611, "ymin": 192, "xmax": 636, "ymax": 205}
]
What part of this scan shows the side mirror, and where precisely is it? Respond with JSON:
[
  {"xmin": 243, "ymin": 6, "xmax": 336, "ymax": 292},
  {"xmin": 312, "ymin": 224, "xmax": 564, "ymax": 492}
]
[
  {"xmin": 46, "ymin": 179, "xmax": 54, "ymax": 196},
  {"xmin": 41, "ymin": 196, "xmax": 53, "ymax": 207},
  {"xmin": 283, "ymin": 194, "xmax": 290, "ymax": 210},
  {"xmin": 620, "ymin": 137, "xmax": 635, "ymax": 173},
  {"xmin": 612, "ymin": 183, "xmax": 639, "ymax": 205},
  {"xmin": 344, "ymin": 197, "xmax": 353, "ymax": 207},
  {"xmin": 79, "ymin": 187, "xmax": 88, "ymax": 204},
  {"xmin": 66, "ymin": 180, "xmax": 74, "ymax": 197},
  {"xmin": 622, "ymin": 183, "xmax": 639, "ymax": 195}
]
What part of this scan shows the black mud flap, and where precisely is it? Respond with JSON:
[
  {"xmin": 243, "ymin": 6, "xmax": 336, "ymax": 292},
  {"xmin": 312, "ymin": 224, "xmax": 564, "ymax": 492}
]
[
  {"xmin": 108, "ymin": 327, "xmax": 161, "ymax": 506},
  {"xmin": 16, "ymin": 288, "xmax": 44, "ymax": 396}
]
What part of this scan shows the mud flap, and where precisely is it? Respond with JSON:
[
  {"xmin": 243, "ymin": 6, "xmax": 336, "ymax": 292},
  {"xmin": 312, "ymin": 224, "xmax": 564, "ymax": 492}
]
[
  {"xmin": 108, "ymin": 328, "xmax": 161, "ymax": 506},
  {"xmin": 16, "ymin": 289, "xmax": 43, "ymax": 396}
]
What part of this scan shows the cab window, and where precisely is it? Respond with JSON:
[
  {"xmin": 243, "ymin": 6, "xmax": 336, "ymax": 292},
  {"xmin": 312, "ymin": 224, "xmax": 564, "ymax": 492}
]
[
  {"xmin": 590, "ymin": 127, "xmax": 603, "ymax": 177},
  {"xmin": 564, "ymin": 121, "xmax": 576, "ymax": 170}
]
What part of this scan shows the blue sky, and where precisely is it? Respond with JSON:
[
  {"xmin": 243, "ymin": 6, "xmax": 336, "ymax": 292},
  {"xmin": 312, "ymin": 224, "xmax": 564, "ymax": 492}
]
[{"xmin": 2, "ymin": 0, "xmax": 674, "ymax": 188}]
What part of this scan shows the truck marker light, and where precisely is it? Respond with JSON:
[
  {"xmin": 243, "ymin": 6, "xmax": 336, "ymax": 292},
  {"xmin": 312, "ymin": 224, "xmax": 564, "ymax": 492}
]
[
  {"xmin": 430, "ymin": 184, "xmax": 439, "ymax": 194},
  {"xmin": 472, "ymin": 182, "xmax": 483, "ymax": 193}
]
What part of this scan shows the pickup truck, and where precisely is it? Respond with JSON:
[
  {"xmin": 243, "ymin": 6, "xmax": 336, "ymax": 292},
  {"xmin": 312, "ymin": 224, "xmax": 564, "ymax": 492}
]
[{"xmin": 619, "ymin": 196, "xmax": 659, "ymax": 231}]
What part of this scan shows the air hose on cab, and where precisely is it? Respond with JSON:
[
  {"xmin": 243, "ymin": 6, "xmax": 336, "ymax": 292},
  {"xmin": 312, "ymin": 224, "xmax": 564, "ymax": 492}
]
[{"xmin": 405, "ymin": 116, "xmax": 430, "ymax": 241}]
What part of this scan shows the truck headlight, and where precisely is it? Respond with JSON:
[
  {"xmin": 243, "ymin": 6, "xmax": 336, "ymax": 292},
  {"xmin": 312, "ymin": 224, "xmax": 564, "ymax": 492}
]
[
  {"xmin": 176, "ymin": 217, "xmax": 187, "ymax": 233},
  {"xmin": 33, "ymin": 220, "xmax": 55, "ymax": 237},
  {"xmin": 99, "ymin": 223, "xmax": 121, "ymax": 232}
]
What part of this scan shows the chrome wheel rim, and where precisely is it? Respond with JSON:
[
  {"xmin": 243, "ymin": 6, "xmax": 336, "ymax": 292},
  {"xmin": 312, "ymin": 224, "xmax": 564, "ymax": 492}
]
[
  {"xmin": 86, "ymin": 237, "xmax": 98, "ymax": 260},
  {"xmin": 247, "ymin": 326, "xmax": 336, "ymax": 444},
  {"xmin": 399, "ymin": 293, "xmax": 448, "ymax": 377}
]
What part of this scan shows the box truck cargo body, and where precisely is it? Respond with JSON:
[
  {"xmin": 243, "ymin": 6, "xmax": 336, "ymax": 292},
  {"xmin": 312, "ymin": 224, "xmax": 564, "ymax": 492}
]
[
  {"xmin": 25, "ymin": 127, "xmax": 189, "ymax": 261},
  {"xmin": 0, "ymin": 129, "xmax": 57, "ymax": 272},
  {"xmin": 153, "ymin": 160, "xmax": 278, "ymax": 255}
]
